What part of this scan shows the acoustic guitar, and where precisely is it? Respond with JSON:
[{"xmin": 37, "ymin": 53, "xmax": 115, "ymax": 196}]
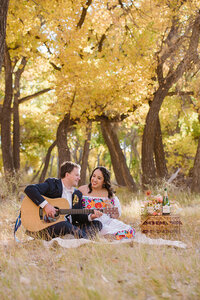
[{"xmin": 21, "ymin": 196, "xmax": 117, "ymax": 232}]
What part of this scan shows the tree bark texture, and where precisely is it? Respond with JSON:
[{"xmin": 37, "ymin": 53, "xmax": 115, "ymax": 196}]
[
  {"xmin": 39, "ymin": 140, "xmax": 57, "ymax": 183},
  {"xmin": 31, "ymin": 162, "xmax": 44, "ymax": 183},
  {"xmin": 56, "ymin": 114, "xmax": 71, "ymax": 169},
  {"xmin": 142, "ymin": 88, "xmax": 169, "ymax": 185},
  {"xmin": 13, "ymin": 57, "xmax": 27, "ymax": 171},
  {"xmin": 191, "ymin": 115, "xmax": 200, "ymax": 193},
  {"xmin": 0, "ymin": 0, "xmax": 9, "ymax": 73},
  {"xmin": 48, "ymin": 155, "xmax": 55, "ymax": 177},
  {"xmin": 77, "ymin": 0, "xmax": 92, "ymax": 29},
  {"xmin": 1, "ymin": 45, "xmax": 14, "ymax": 175},
  {"xmin": 101, "ymin": 119, "xmax": 137, "ymax": 191},
  {"xmin": 154, "ymin": 117, "xmax": 168, "ymax": 179},
  {"xmin": 142, "ymin": 12, "xmax": 200, "ymax": 186},
  {"xmin": 79, "ymin": 122, "xmax": 92, "ymax": 186}
]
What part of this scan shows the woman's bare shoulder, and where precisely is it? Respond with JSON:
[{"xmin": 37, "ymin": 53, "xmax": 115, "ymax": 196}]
[{"xmin": 78, "ymin": 185, "xmax": 89, "ymax": 194}]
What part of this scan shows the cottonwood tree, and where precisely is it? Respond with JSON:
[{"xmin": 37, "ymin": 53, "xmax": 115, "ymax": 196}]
[
  {"xmin": 3, "ymin": 0, "xmax": 200, "ymax": 192},
  {"xmin": 189, "ymin": 84, "xmax": 200, "ymax": 193},
  {"xmin": 142, "ymin": 7, "xmax": 200, "ymax": 186},
  {"xmin": 1, "ymin": 0, "xmax": 53, "ymax": 176},
  {"xmin": 99, "ymin": 1, "xmax": 200, "ymax": 187},
  {"xmin": 111, "ymin": 0, "xmax": 200, "ymax": 186},
  {"xmin": 191, "ymin": 128, "xmax": 200, "ymax": 193},
  {"xmin": 29, "ymin": 0, "xmax": 135, "ymax": 186},
  {"xmin": 0, "ymin": 0, "xmax": 9, "ymax": 73}
]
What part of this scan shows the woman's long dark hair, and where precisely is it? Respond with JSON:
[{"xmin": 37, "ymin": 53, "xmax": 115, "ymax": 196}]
[{"xmin": 88, "ymin": 166, "xmax": 114, "ymax": 198}]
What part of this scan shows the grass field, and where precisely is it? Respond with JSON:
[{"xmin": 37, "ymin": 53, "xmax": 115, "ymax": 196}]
[{"xmin": 0, "ymin": 185, "xmax": 200, "ymax": 300}]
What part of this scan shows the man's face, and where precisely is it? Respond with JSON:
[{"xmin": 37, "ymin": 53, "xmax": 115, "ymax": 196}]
[{"xmin": 64, "ymin": 167, "xmax": 80, "ymax": 187}]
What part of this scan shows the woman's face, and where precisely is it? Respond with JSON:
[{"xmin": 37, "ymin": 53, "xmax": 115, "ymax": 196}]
[{"xmin": 91, "ymin": 169, "xmax": 104, "ymax": 190}]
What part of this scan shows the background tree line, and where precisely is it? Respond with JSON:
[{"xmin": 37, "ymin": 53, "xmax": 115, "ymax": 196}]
[{"xmin": 0, "ymin": 0, "xmax": 200, "ymax": 193}]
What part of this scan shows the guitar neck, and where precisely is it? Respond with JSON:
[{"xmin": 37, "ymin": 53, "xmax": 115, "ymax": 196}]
[{"xmin": 59, "ymin": 208, "xmax": 103, "ymax": 215}]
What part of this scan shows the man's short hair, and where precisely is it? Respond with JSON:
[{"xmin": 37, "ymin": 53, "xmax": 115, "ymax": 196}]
[{"xmin": 60, "ymin": 161, "xmax": 80, "ymax": 178}]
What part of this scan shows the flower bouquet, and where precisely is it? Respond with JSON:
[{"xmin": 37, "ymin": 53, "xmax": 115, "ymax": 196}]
[{"xmin": 141, "ymin": 190, "xmax": 163, "ymax": 216}]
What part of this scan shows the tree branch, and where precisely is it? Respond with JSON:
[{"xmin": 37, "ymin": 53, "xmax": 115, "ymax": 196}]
[
  {"xmin": 156, "ymin": 16, "xmax": 194, "ymax": 84},
  {"xmin": 77, "ymin": 0, "xmax": 93, "ymax": 29},
  {"xmin": 167, "ymin": 91, "xmax": 194, "ymax": 96},
  {"xmin": 18, "ymin": 88, "xmax": 53, "ymax": 105},
  {"xmin": 97, "ymin": 24, "xmax": 113, "ymax": 52},
  {"xmin": 39, "ymin": 140, "xmax": 57, "ymax": 183},
  {"xmin": 49, "ymin": 62, "xmax": 62, "ymax": 71},
  {"xmin": 163, "ymin": 12, "xmax": 200, "ymax": 88},
  {"xmin": 98, "ymin": 34, "xmax": 106, "ymax": 52}
]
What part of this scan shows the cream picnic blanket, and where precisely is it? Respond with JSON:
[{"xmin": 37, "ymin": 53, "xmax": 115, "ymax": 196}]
[{"xmin": 42, "ymin": 232, "xmax": 187, "ymax": 249}]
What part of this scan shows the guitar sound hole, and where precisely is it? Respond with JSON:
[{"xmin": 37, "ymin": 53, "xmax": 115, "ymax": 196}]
[
  {"xmin": 43, "ymin": 215, "xmax": 57, "ymax": 223},
  {"xmin": 54, "ymin": 207, "xmax": 59, "ymax": 217}
]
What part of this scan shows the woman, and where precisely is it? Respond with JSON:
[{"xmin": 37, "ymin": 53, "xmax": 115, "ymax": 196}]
[{"xmin": 79, "ymin": 166, "xmax": 135, "ymax": 240}]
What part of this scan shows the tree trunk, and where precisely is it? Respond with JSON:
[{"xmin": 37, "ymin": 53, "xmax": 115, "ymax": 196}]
[
  {"xmin": 71, "ymin": 142, "xmax": 80, "ymax": 164},
  {"xmin": 1, "ymin": 44, "xmax": 14, "ymax": 175},
  {"xmin": 130, "ymin": 128, "xmax": 140, "ymax": 163},
  {"xmin": 142, "ymin": 88, "xmax": 169, "ymax": 186},
  {"xmin": 39, "ymin": 140, "xmax": 57, "ymax": 183},
  {"xmin": 101, "ymin": 119, "xmax": 137, "ymax": 191},
  {"xmin": 79, "ymin": 122, "xmax": 92, "ymax": 186},
  {"xmin": 30, "ymin": 162, "xmax": 44, "ymax": 183},
  {"xmin": 191, "ymin": 114, "xmax": 200, "ymax": 193},
  {"xmin": 56, "ymin": 114, "xmax": 71, "ymax": 168},
  {"xmin": 13, "ymin": 57, "xmax": 27, "ymax": 171},
  {"xmin": 154, "ymin": 117, "xmax": 168, "ymax": 179},
  {"xmin": 0, "ymin": 0, "xmax": 9, "ymax": 73},
  {"xmin": 48, "ymin": 155, "xmax": 55, "ymax": 177},
  {"xmin": 13, "ymin": 94, "xmax": 20, "ymax": 170},
  {"xmin": 191, "ymin": 137, "xmax": 200, "ymax": 193}
]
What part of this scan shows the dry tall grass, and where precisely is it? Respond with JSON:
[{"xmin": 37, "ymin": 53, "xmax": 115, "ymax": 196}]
[{"xmin": 0, "ymin": 184, "xmax": 200, "ymax": 300}]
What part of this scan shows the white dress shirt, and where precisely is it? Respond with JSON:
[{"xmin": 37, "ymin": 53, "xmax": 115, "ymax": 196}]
[
  {"xmin": 61, "ymin": 183, "xmax": 74, "ymax": 208},
  {"xmin": 61, "ymin": 182, "xmax": 74, "ymax": 223}
]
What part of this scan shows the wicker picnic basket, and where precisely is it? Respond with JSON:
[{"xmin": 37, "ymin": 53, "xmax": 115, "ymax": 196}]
[{"xmin": 140, "ymin": 215, "xmax": 182, "ymax": 236}]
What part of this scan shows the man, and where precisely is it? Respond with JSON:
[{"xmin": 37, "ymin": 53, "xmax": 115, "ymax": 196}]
[{"xmin": 24, "ymin": 161, "xmax": 102, "ymax": 240}]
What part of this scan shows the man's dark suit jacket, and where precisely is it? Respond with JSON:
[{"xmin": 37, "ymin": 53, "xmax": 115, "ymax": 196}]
[{"xmin": 24, "ymin": 178, "xmax": 89, "ymax": 226}]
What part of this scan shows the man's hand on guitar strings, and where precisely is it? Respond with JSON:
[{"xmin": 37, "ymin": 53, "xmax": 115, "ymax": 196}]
[{"xmin": 44, "ymin": 203, "xmax": 57, "ymax": 218}]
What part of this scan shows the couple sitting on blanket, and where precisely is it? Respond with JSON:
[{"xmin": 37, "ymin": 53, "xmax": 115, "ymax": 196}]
[{"xmin": 24, "ymin": 161, "xmax": 135, "ymax": 240}]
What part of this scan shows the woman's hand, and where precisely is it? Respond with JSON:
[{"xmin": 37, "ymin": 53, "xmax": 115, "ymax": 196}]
[
  {"xmin": 107, "ymin": 203, "xmax": 113, "ymax": 208},
  {"xmin": 90, "ymin": 209, "xmax": 103, "ymax": 220}
]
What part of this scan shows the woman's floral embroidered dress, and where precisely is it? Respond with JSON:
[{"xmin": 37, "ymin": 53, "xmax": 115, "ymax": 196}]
[{"xmin": 82, "ymin": 196, "xmax": 135, "ymax": 240}]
